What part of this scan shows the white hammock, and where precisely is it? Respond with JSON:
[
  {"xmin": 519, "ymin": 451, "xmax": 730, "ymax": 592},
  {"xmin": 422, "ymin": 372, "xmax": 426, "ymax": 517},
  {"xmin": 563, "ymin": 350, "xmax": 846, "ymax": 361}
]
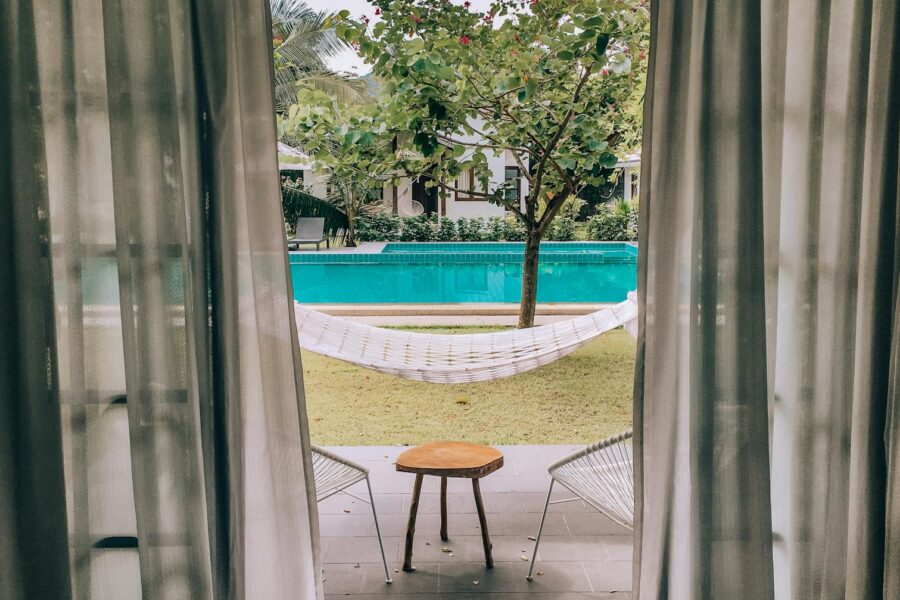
[{"xmin": 294, "ymin": 292, "xmax": 638, "ymax": 384}]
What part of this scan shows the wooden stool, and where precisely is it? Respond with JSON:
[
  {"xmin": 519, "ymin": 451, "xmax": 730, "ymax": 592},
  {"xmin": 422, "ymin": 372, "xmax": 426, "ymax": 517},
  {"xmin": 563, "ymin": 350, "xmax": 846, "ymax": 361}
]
[{"xmin": 396, "ymin": 441, "xmax": 504, "ymax": 572}]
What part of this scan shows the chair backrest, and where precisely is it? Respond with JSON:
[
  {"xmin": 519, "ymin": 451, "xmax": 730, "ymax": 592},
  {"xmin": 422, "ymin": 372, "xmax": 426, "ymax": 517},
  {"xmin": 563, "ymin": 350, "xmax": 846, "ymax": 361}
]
[
  {"xmin": 550, "ymin": 430, "xmax": 634, "ymax": 530},
  {"xmin": 294, "ymin": 217, "xmax": 325, "ymax": 240}
]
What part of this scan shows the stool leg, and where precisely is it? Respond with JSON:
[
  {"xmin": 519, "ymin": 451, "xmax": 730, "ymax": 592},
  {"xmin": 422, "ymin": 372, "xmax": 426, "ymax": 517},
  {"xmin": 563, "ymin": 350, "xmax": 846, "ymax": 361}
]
[
  {"xmin": 403, "ymin": 474, "xmax": 424, "ymax": 572},
  {"xmin": 440, "ymin": 476, "xmax": 449, "ymax": 541},
  {"xmin": 472, "ymin": 478, "xmax": 493, "ymax": 568}
]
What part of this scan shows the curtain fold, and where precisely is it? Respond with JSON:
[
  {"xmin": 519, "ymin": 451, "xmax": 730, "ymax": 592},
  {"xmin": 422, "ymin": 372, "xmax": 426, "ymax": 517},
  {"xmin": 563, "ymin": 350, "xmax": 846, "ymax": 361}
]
[
  {"xmin": 0, "ymin": 2, "xmax": 73, "ymax": 598},
  {"xmin": 0, "ymin": 0, "xmax": 322, "ymax": 598},
  {"xmin": 636, "ymin": 0, "xmax": 900, "ymax": 598}
]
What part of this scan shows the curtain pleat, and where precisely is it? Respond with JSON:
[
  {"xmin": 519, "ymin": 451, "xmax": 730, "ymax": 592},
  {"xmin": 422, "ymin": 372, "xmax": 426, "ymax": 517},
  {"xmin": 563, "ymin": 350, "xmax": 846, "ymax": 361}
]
[
  {"xmin": 1, "ymin": 0, "xmax": 322, "ymax": 598},
  {"xmin": 0, "ymin": 2, "xmax": 73, "ymax": 598},
  {"xmin": 637, "ymin": 0, "xmax": 900, "ymax": 598}
]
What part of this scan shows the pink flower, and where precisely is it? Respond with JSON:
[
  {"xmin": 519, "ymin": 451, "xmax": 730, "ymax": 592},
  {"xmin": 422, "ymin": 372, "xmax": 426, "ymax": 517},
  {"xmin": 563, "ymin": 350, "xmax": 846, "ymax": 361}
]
[
  {"xmin": 412, "ymin": 13, "xmax": 421, "ymax": 23},
  {"xmin": 464, "ymin": 1, "xmax": 471, "ymax": 7},
  {"xmin": 460, "ymin": 35, "xmax": 471, "ymax": 45},
  {"xmin": 375, "ymin": 7, "xmax": 381, "ymax": 15}
]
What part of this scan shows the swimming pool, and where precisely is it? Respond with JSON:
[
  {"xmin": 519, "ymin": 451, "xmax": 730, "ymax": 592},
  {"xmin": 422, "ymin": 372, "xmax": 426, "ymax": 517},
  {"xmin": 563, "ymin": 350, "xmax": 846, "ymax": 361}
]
[{"xmin": 290, "ymin": 242, "xmax": 637, "ymax": 304}]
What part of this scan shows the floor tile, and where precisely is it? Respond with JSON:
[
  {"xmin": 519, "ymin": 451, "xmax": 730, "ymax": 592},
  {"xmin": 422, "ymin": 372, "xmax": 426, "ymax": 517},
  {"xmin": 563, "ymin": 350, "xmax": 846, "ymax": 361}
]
[
  {"xmin": 316, "ymin": 445, "xmax": 634, "ymax": 599},
  {"xmin": 323, "ymin": 563, "xmax": 367, "ymax": 595},
  {"xmin": 439, "ymin": 561, "xmax": 591, "ymax": 594},
  {"xmin": 582, "ymin": 561, "xmax": 632, "ymax": 593}
]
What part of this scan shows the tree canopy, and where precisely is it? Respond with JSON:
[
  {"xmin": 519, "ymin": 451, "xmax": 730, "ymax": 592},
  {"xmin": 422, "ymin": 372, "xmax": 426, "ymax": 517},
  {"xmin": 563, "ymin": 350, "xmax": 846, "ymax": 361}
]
[
  {"xmin": 331, "ymin": 0, "xmax": 647, "ymax": 231},
  {"xmin": 284, "ymin": 0, "xmax": 648, "ymax": 325}
]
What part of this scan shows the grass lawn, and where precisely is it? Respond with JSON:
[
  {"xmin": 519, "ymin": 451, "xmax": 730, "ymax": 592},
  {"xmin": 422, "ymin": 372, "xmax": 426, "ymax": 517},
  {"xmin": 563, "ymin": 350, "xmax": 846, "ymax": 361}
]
[{"xmin": 302, "ymin": 326, "xmax": 635, "ymax": 446}]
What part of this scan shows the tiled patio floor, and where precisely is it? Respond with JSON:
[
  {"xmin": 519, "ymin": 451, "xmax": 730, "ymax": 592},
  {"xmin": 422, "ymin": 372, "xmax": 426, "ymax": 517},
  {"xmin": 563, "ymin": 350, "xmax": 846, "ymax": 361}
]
[{"xmin": 319, "ymin": 445, "xmax": 633, "ymax": 599}]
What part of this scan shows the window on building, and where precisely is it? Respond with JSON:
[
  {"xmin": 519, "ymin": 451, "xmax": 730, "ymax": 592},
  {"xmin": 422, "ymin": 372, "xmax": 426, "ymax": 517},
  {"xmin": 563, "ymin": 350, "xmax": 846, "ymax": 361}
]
[
  {"xmin": 455, "ymin": 168, "xmax": 483, "ymax": 201},
  {"xmin": 504, "ymin": 166, "xmax": 521, "ymax": 203}
]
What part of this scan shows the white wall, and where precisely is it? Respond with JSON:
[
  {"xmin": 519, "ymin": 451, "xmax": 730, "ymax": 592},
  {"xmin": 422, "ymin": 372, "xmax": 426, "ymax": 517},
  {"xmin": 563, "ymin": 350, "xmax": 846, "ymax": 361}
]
[{"xmin": 298, "ymin": 168, "xmax": 329, "ymax": 199}]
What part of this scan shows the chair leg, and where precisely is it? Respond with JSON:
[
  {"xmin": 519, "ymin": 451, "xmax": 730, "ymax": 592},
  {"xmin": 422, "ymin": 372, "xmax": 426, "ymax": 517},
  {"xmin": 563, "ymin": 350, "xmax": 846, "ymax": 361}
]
[
  {"xmin": 366, "ymin": 476, "xmax": 392, "ymax": 583},
  {"xmin": 527, "ymin": 478, "xmax": 555, "ymax": 581},
  {"xmin": 440, "ymin": 476, "xmax": 448, "ymax": 541}
]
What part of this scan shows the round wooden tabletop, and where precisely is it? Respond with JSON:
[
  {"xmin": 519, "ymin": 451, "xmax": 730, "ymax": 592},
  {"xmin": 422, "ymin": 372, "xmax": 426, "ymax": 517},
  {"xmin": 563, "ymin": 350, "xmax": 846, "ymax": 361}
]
[{"xmin": 396, "ymin": 441, "xmax": 504, "ymax": 478}]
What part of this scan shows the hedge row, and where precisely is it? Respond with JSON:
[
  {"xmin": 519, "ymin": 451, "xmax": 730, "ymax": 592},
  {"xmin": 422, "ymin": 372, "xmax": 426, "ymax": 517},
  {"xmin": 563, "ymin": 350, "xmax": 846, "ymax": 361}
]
[
  {"xmin": 355, "ymin": 206, "xmax": 637, "ymax": 243},
  {"xmin": 355, "ymin": 214, "xmax": 578, "ymax": 242}
]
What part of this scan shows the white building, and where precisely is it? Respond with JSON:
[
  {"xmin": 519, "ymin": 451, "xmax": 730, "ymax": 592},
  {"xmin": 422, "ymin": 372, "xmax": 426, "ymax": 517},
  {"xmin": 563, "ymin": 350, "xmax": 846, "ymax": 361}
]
[
  {"xmin": 279, "ymin": 142, "xmax": 640, "ymax": 218},
  {"xmin": 387, "ymin": 149, "xmax": 528, "ymax": 218}
]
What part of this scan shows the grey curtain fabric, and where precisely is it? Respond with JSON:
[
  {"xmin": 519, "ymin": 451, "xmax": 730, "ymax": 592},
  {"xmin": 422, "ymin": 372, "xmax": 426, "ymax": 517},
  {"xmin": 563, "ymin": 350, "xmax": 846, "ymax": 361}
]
[
  {"xmin": 635, "ymin": 0, "xmax": 899, "ymax": 599},
  {"xmin": 0, "ymin": 0, "xmax": 322, "ymax": 598}
]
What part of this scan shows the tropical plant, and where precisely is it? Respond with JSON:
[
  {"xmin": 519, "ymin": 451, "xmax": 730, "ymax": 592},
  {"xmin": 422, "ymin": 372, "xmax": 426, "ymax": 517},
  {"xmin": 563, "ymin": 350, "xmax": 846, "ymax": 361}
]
[
  {"xmin": 333, "ymin": 0, "xmax": 648, "ymax": 326},
  {"xmin": 399, "ymin": 214, "xmax": 436, "ymax": 241},
  {"xmin": 435, "ymin": 217, "xmax": 458, "ymax": 241},
  {"xmin": 457, "ymin": 217, "xmax": 486, "ymax": 241},
  {"xmin": 280, "ymin": 88, "xmax": 397, "ymax": 246},
  {"xmin": 587, "ymin": 198, "xmax": 637, "ymax": 241},
  {"xmin": 547, "ymin": 216, "xmax": 576, "ymax": 241},
  {"xmin": 282, "ymin": 182, "xmax": 349, "ymax": 240},
  {"xmin": 501, "ymin": 216, "xmax": 527, "ymax": 242},
  {"xmin": 486, "ymin": 216, "xmax": 506, "ymax": 241},
  {"xmin": 271, "ymin": 0, "xmax": 369, "ymax": 113},
  {"xmin": 356, "ymin": 213, "xmax": 403, "ymax": 241}
]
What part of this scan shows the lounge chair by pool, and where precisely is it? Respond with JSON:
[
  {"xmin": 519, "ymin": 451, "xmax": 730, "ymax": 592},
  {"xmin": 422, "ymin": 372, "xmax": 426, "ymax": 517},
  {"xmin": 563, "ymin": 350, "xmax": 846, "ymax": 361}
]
[{"xmin": 288, "ymin": 217, "xmax": 328, "ymax": 251}]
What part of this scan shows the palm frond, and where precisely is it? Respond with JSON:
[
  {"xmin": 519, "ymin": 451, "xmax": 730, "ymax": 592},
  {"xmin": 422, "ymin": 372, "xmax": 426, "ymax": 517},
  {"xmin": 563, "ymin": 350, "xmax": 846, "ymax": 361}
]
[
  {"xmin": 274, "ymin": 70, "xmax": 371, "ymax": 112},
  {"xmin": 282, "ymin": 185, "xmax": 349, "ymax": 240}
]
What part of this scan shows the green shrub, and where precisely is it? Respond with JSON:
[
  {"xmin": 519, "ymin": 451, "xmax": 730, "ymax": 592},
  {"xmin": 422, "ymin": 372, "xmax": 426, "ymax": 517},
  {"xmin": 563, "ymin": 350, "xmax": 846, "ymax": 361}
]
[
  {"xmin": 435, "ymin": 217, "xmax": 458, "ymax": 241},
  {"xmin": 547, "ymin": 216, "xmax": 576, "ymax": 241},
  {"xmin": 457, "ymin": 217, "xmax": 486, "ymax": 241},
  {"xmin": 486, "ymin": 216, "xmax": 505, "ymax": 241},
  {"xmin": 355, "ymin": 213, "xmax": 402, "ymax": 241},
  {"xmin": 502, "ymin": 216, "xmax": 527, "ymax": 241},
  {"xmin": 400, "ymin": 214, "xmax": 436, "ymax": 241},
  {"xmin": 627, "ymin": 200, "xmax": 639, "ymax": 241},
  {"xmin": 587, "ymin": 199, "xmax": 637, "ymax": 241}
]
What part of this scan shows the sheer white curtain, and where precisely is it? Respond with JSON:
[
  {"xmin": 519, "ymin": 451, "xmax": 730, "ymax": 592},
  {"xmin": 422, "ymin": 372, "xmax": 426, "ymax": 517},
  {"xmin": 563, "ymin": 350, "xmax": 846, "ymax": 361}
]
[
  {"xmin": 0, "ymin": 0, "xmax": 322, "ymax": 598},
  {"xmin": 635, "ymin": 0, "xmax": 899, "ymax": 598}
]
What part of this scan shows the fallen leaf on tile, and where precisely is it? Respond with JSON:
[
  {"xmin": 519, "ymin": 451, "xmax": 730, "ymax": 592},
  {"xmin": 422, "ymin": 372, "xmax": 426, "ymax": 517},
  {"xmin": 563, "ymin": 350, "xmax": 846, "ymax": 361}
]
[
  {"xmin": 527, "ymin": 536, "xmax": 536, "ymax": 541},
  {"xmin": 520, "ymin": 555, "xmax": 529, "ymax": 561},
  {"xmin": 472, "ymin": 580, "xmax": 479, "ymax": 585},
  {"xmin": 441, "ymin": 547, "xmax": 452, "ymax": 553}
]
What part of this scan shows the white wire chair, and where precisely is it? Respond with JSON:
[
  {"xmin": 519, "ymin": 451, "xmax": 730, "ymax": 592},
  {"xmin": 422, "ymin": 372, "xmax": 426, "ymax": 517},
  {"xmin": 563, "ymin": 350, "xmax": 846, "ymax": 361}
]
[
  {"xmin": 311, "ymin": 445, "xmax": 392, "ymax": 583},
  {"xmin": 527, "ymin": 430, "xmax": 634, "ymax": 581}
]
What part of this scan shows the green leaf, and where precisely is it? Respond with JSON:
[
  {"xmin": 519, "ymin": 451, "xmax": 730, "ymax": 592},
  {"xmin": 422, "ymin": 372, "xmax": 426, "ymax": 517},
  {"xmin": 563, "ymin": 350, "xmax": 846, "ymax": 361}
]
[
  {"xmin": 497, "ymin": 76, "xmax": 522, "ymax": 92},
  {"xmin": 583, "ymin": 15, "xmax": 604, "ymax": 28},
  {"xmin": 523, "ymin": 78, "xmax": 537, "ymax": 100},
  {"xmin": 595, "ymin": 33, "xmax": 611, "ymax": 57}
]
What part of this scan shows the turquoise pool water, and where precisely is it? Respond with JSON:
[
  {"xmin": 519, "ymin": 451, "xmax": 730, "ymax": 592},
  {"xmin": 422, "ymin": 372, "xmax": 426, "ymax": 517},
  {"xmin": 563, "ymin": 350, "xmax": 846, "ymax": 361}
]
[{"xmin": 290, "ymin": 242, "xmax": 637, "ymax": 303}]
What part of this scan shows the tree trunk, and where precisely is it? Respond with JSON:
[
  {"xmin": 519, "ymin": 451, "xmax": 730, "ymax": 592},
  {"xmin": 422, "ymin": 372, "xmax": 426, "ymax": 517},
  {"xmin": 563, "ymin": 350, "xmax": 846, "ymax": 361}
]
[{"xmin": 518, "ymin": 228, "xmax": 542, "ymax": 328}]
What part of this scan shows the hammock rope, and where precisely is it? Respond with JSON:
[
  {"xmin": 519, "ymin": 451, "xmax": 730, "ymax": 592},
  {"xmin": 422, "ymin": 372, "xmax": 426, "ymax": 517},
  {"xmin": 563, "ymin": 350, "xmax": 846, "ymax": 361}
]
[{"xmin": 294, "ymin": 292, "xmax": 638, "ymax": 384}]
